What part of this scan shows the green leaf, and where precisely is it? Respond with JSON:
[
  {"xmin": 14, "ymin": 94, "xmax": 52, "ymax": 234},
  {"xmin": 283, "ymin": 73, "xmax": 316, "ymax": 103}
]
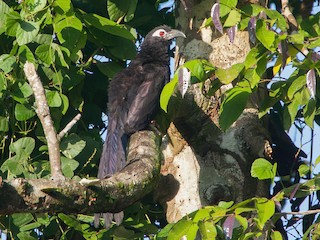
[
  {"xmin": 60, "ymin": 93, "xmax": 69, "ymax": 115},
  {"xmin": 218, "ymin": 201, "xmax": 234, "ymax": 209},
  {"xmin": 308, "ymin": 38, "xmax": 320, "ymax": 49},
  {"xmin": 10, "ymin": 137, "xmax": 35, "ymax": 159},
  {"xmin": 54, "ymin": 15, "xmax": 83, "ymax": 47},
  {"xmin": 0, "ymin": 0, "xmax": 10, "ymax": 34},
  {"xmin": 157, "ymin": 223, "xmax": 174, "ymax": 239},
  {"xmin": 61, "ymin": 134, "xmax": 86, "ymax": 158},
  {"xmin": 16, "ymin": 20, "xmax": 40, "ymax": 45},
  {"xmin": 255, "ymin": 198, "xmax": 275, "ymax": 228},
  {"xmin": 25, "ymin": 0, "xmax": 47, "ymax": 14},
  {"xmin": 46, "ymin": 90, "xmax": 62, "ymax": 107},
  {"xmin": 315, "ymin": 155, "xmax": 320, "ymax": 166},
  {"xmin": 289, "ymin": 32, "xmax": 304, "ymax": 44},
  {"xmin": 304, "ymin": 98, "xmax": 316, "ymax": 128},
  {"xmin": 15, "ymin": 103, "xmax": 36, "ymax": 121},
  {"xmin": 255, "ymin": 19, "xmax": 276, "ymax": 51},
  {"xmin": 192, "ymin": 208, "xmax": 211, "ymax": 222},
  {"xmin": 18, "ymin": 45, "xmax": 35, "ymax": 63},
  {"xmin": 58, "ymin": 213, "xmax": 82, "ymax": 231},
  {"xmin": 244, "ymin": 45, "xmax": 267, "ymax": 69},
  {"xmin": 107, "ymin": 0, "xmax": 138, "ymax": 22},
  {"xmin": 167, "ymin": 219, "xmax": 193, "ymax": 240},
  {"xmin": 97, "ymin": 61, "xmax": 123, "ymax": 78},
  {"xmin": 53, "ymin": 0, "xmax": 71, "ymax": 13},
  {"xmin": 20, "ymin": 222, "xmax": 41, "ymax": 231},
  {"xmin": 5, "ymin": 11, "xmax": 21, "ymax": 37},
  {"xmin": 287, "ymin": 75, "xmax": 306, "ymax": 99},
  {"xmin": 61, "ymin": 156, "xmax": 79, "ymax": 178},
  {"xmin": 265, "ymin": 9, "xmax": 287, "ymax": 31},
  {"xmin": 224, "ymin": 9, "xmax": 241, "ymax": 27},
  {"xmin": 220, "ymin": 0, "xmax": 238, "ymax": 17},
  {"xmin": 251, "ymin": 158, "xmax": 276, "ymax": 180},
  {"xmin": 160, "ymin": 74, "xmax": 178, "ymax": 113},
  {"xmin": 12, "ymin": 213, "xmax": 34, "ymax": 227},
  {"xmin": 35, "ymin": 44, "xmax": 54, "ymax": 65},
  {"xmin": 82, "ymin": 13, "xmax": 135, "ymax": 40},
  {"xmin": 11, "ymin": 82, "xmax": 33, "ymax": 104},
  {"xmin": 0, "ymin": 54, "xmax": 16, "ymax": 73},
  {"xmin": 17, "ymin": 231, "xmax": 37, "ymax": 240},
  {"xmin": 184, "ymin": 59, "xmax": 206, "ymax": 81},
  {"xmin": 216, "ymin": 63, "xmax": 244, "ymax": 84},
  {"xmin": 219, "ymin": 87, "xmax": 251, "ymax": 131},
  {"xmin": 198, "ymin": 221, "xmax": 217, "ymax": 239},
  {"xmin": 235, "ymin": 214, "xmax": 248, "ymax": 230},
  {"xmin": 0, "ymin": 116, "xmax": 9, "ymax": 132},
  {"xmin": 298, "ymin": 164, "xmax": 309, "ymax": 177},
  {"xmin": 271, "ymin": 231, "xmax": 283, "ymax": 240}
]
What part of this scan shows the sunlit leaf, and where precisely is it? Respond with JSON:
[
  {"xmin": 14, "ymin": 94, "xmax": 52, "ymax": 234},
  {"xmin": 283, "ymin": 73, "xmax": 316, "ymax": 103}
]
[
  {"xmin": 160, "ymin": 74, "xmax": 178, "ymax": 113},
  {"xmin": 224, "ymin": 10, "xmax": 241, "ymax": 27},
  {"xmin": 251, "ymin": 158, "xmax": 275, "ymax": 180},
  {"xmin": 219, "ymin": 86, "xmax": 251, "ymax": 131}
]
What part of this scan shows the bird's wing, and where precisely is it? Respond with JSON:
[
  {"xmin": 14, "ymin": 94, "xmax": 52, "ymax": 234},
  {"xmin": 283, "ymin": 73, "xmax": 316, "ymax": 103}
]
[{"xmin": 124, "ymin": 66, "xmax": 168, "ymax": 133}]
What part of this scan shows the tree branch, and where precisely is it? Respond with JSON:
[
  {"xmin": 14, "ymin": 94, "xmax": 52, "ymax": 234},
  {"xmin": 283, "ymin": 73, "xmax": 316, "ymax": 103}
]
[
  {"xmin": 23, "ymin": 62, "xmax": 64, "ymax": 181},
  {"xmin": 281, "ymin": 0, "xmax": 298, "ymax": 31},
  {"xmin": 0, "ymin": 131, "xmax": 161, "ymax": 214},
  {"xmin": 58, "ymin": 113, "xmax": 82, "ymax": 140}
]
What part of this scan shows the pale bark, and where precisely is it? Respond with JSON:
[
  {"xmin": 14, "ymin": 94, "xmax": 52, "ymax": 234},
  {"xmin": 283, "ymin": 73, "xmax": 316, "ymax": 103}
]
[
  {"xmin": 156, "ymin": 0, "xmax": 270, "ymax": 223},
  {"xmin": 0, "ymin": 131, "xmax": 161, "ymax": 214}
]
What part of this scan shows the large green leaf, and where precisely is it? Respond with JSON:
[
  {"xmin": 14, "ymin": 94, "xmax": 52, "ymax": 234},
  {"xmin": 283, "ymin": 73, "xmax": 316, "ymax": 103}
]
[
  {"xmin": 220, "ymin": 0, "xmax": 238, "ymax": 17},
  {"xmin": 10, "ymin": 137, "xmax": 35, "ymax": 157},
  {"xmin": 219, "ymin": 86, "xmax": 251, "ymax": 131},
  {"xmin": 0, "ymin": 54, "xmax": 16, "ymax": 73},
  {"xmin": 107, "ymin": 0, "xmax": 138, "ymax": 22},
  {"xmin": 82, "ymin": 13, "xmax": 135, "ymax": 40},
  {"xmin": 60, "ymin": 133, "xmax": 86, "ymax": 159},
  {"xmin": 16, "ymin": 20, "xmax": 40, "ymax": 45},
  {"xmin": 255, "ymin": 19, "xmax": 276, "ymax": 51},
  {"xmin": 251, "ymin": 158, "xmax": 276, "ymax": 180},
  {"xmin": 167, "ymin": 219, "xmax": 193, "ymax": 240},
  {"xmin": 160, "ymin": 74, "xmax": 178, "ymax": 113},
  {"xmin": 0, "ymin": 0, "xmax": 10, "ymax": 34},
  {"xmin": 24, "ymin": 0, "xmax": 47, "ymax": 14},
  {"xmin": 224, "ymin": 9, "xmax": 241, "ymax": 27},
  {"xmin": 54, "ymin": 14, "xmax": 83, "ymax": 53},
  {"xmin": 46, "ymin": 90, "xmax": 62, "ymax": 107},
  {"xmin": 255, "ymin": 198, "xmax": 275, "ymax": 228},
  {"xmin": 61, "ymin": 157, "xmax": 79, "ymax": 178},
  {"xmin": 15, "ymin": 103, "xmax": 36, "ymax": 121},
  {"xmin": 216, "ymin": 63, "xmax": 244, "ymax": 84},
  {"xmin": 35, "ymin": 44, "xmax": 54, "ymax": 65}
]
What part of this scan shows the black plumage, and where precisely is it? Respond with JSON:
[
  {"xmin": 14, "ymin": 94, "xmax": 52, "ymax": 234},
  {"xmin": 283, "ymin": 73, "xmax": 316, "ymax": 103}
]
[{"xmin": 95, "ymin": 25, "xmax": 185, "ymax": 228}]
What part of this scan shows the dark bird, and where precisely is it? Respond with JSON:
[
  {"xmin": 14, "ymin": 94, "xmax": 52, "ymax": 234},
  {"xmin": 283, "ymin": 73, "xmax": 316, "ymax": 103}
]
[{"xmin": 95, "ymin": 25, "xmax": 186, "ymax": 228}]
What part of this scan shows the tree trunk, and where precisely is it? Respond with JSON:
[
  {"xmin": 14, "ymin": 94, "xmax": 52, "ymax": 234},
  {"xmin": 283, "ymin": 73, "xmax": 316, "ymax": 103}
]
[{"xmin": 155, "ymin": 0, "xmax": 270, "ymax": 223}]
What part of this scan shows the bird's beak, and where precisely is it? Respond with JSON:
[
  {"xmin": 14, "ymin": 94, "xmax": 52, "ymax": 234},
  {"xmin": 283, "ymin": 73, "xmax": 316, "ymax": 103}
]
[{"xmin": 165, "ymin": 29, "xmax": 186, "ymax": 40}]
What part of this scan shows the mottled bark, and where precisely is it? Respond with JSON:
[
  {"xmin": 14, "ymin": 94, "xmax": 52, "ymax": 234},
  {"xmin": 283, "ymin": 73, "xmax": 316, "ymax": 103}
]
[
  {"xmin": 156, "ymin": 0, "xmax": 270, "ymax": 223},
  {"xmin": 0, "ymin": 131, "xmax": 161, "ymax": 214}
]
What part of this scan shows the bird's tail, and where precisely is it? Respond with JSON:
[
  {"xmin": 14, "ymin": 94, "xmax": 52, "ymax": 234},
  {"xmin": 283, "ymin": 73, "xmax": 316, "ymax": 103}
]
[{"xmin": 94, "ymin": 117, "xmax": 127, "ymax": 228}]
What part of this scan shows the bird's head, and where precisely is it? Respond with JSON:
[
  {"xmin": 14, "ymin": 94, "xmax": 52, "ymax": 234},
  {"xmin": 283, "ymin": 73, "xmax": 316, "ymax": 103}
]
[{"xmin": 144, "ymin": 25, "xmax": 186, "ymax": 44}]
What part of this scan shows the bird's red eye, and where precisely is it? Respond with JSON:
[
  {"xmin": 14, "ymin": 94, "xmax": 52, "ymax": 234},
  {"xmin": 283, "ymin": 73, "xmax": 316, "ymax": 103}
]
[{"xmin": 159, "ymin": 31, "xmax": 165, "ymax": 37}]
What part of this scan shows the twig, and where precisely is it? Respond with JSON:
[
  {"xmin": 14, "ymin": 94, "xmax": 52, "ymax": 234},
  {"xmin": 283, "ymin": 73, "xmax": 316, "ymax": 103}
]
[
  {"xmin": 281, "ymin": 0, "xmax": 298, "ymax": 31},
  {"xmin": 23, "ymin": 62, "xmax": 64, "ymax": 181},
  {"xmin": 57, "ymin": 113, "xmax": 82, "ymax": 140},
  {"xmin": 276, "ymin": 209, "xmax": 320, "ymax": 216}
]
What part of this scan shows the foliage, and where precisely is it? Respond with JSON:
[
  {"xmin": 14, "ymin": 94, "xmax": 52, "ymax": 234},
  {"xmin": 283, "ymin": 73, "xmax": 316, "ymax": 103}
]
[
  {"xmin": 0, "ymin": 0, "xmax": 173, "ymax": 238},
  {"xmin": 1, "ymin": 0, "xmax": 320, "ymax": 238},
  {"xmin": 158, "ymin": 0, "xmax": 320, "ymax": 239}
]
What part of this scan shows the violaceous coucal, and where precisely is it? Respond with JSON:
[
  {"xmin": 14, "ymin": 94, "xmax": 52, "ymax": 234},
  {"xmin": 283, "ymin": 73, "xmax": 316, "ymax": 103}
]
[{"xmin": 95, "ymin": 25, "xmax": 186, "ymax": 228}]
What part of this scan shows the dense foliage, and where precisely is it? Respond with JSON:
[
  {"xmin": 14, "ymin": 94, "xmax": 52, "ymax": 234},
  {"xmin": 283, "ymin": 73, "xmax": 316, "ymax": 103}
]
[{"xmin": 0, "ymin": 0, "xmax": 319, "ymax": 239}]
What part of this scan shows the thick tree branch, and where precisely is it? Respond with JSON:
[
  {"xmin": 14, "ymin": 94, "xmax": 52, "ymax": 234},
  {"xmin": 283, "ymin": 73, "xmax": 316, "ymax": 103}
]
[
  {"xmin": 23, "ymin": 62, "xmax": 64, "ymax": 181},
  {"xmin": 0, "ymin": 131, "xmax": 161, "ymax": 214}
]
